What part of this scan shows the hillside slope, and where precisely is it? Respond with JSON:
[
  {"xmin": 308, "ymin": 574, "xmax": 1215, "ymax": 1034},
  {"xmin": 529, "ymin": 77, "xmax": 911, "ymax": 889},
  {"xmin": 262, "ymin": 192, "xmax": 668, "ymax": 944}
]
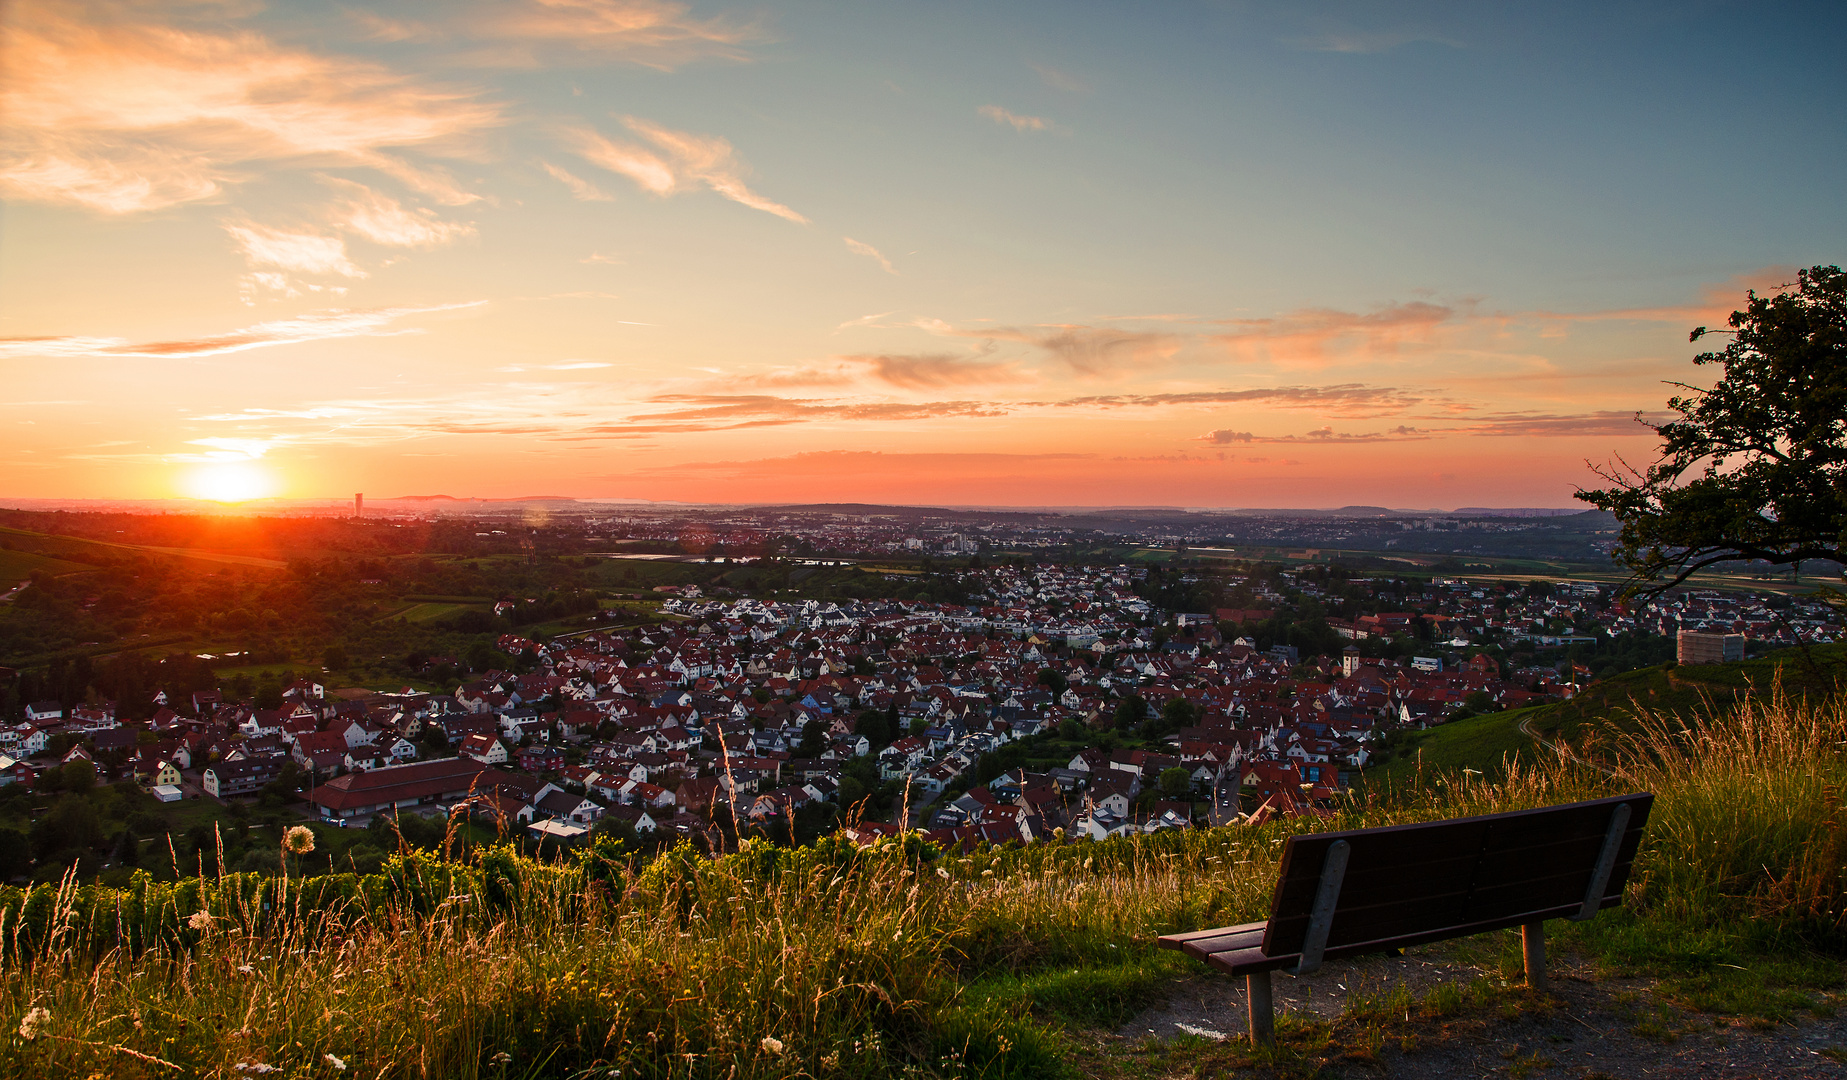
[{"xmin": 1363, "ymin": 643, "xmax": 1847, "ymax": 788}]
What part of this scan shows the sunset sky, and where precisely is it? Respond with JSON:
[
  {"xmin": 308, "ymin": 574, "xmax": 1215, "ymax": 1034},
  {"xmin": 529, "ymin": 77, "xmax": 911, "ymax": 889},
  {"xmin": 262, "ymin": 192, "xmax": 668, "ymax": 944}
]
[{"xmin": 3, "ymin": 1, "xmax": 1844, "ymax": 508}]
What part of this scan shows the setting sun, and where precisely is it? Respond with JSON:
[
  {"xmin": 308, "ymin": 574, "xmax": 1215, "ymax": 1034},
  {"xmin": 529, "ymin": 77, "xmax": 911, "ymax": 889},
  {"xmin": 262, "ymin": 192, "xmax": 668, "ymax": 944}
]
[{"xmin": 182, "ymin": 461, "xmax": 279, "ymax": 503}]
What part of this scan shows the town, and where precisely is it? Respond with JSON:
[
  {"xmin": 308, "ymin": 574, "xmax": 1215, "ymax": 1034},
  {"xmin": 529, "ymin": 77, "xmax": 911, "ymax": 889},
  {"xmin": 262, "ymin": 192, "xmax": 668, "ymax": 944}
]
[{"xmin": 3, "ymin": 517, "xmax": 1839, "ymax": 885}]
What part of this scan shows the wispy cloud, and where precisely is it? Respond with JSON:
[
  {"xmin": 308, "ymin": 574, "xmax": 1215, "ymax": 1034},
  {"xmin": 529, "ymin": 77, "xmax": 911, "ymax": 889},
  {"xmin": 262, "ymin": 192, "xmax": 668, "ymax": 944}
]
[
  {"xmin": 323, "ymin": 178, "xmax": 475, "ymax": 248},
  {"xmin": 1031, "ymin": 63, "xmax": 1088, "ymax": 93},
  {"xmin": 542, "ymin": 160, "xmax": 613, "ymax": 201},
  {"xmin": 849, "ymin": 353, "xmax": 1019, "ymax": 389},
  {"xmin": 844, "ymin": 237, "xmax": 897, "ymax": 274},
  {"xmin": 567, "ymin": 116, "xmax": 806, "ymax": 222},
  {"xmin": 457, "ymin": 0, "xmax": 760, "ymax": 69},
  {"xmin": 498, "ymin": 360, "xmax": 613, "ymax": 373},
  {"xmin": 1054, "ymin": 384, "xmax": 1427, "ymax": 417},
  {"xmin": 0, "ymin": 303, "xmax": 482, "ymax": 360},
  {"xmin": 979, "ymin": 105, "xmax": 1055, "ymax": 132},
  {"xmin": 0, "ymin": 4, "xmax": 502, "ymax": 214},
  {"xmin": 224, "ymin": 222, "xmax": 365, "ymax": 278},
  {"xmin": 1212, "ymin": 301, "xmax": 1460, "ymax": 363},
  {"xmin": 1197, "ymin": 425, "xmax": 1430, "ymax": 444}
]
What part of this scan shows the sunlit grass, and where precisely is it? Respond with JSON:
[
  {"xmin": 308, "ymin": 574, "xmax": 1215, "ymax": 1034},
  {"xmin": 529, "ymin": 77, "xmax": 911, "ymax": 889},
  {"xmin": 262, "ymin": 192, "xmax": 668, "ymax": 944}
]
[{"xmin": 2, "ymin": 685, "xmax": 1843, "ymax": 1077}]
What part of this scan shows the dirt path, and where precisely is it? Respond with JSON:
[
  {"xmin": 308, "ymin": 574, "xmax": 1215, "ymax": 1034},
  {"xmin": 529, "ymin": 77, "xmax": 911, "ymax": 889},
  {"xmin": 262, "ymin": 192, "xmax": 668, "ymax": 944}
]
[{"xmin": 1110, "ymin": 946, "xmax": 1847, "ymax": 1078}]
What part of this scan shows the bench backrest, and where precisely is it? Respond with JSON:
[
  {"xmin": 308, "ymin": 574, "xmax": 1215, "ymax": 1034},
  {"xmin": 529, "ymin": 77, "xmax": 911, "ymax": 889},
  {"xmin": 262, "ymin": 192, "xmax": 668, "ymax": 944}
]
[{"xmin": 1261, "ymin": 793, "xmax": 1653, "ymax": 961}]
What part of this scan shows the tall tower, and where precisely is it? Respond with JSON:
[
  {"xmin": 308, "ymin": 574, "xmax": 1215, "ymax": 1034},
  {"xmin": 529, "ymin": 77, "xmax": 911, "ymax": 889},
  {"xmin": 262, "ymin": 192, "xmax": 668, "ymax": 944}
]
[{"xmin": 354, "ymin": 493, "xmax": 364, "ymax": 517}]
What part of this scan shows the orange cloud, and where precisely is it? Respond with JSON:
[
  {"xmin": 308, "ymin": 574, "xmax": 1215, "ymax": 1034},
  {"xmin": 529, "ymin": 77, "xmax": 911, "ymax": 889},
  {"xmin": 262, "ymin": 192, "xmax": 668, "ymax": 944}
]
[
  {"xmin": 541, "ymin": 161, "xmax": 613, "ymax": 201},
  {"xmin": 979, "ymin": 105, "xmax": 1055, "ymax": 132},
  {"xmin": 460, "ymin": 0, "xmax": 758, "ymax": 69},
  {"xmin": 0, "ymin": 3, "xmax": 502, "ymax": 214},
  {"xmin": 844, "ymin": 237, "xmax": 897, "ymax": 274},
  {"xmin": 567, "ymin": 117, "xmax": 806, "ymax": 222},
  {"xmin": 1212, "ymin": 301, "xmax": 1458, "ymax": 362},
  {"xmin": 848, "ymin": 353, "xmax": 1020, "ymax": 389},
  {"xmin": 1197, "ymin": 425, "xmax": 1430, "ymax": 444}
]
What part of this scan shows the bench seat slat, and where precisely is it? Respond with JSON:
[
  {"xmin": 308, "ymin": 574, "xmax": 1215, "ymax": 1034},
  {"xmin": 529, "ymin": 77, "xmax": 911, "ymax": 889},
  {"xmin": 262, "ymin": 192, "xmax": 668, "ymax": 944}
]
[{"xmin": 1158, "ymin": 921, "xmax": 1267, "ymax": 948}]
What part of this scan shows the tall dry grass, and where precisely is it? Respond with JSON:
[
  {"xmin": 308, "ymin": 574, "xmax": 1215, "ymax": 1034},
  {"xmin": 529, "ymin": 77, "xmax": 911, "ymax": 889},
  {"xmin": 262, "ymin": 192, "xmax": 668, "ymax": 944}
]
[{"xmin": 1, "ymin": 685, "xmax": 1841, "ymax": 1078}]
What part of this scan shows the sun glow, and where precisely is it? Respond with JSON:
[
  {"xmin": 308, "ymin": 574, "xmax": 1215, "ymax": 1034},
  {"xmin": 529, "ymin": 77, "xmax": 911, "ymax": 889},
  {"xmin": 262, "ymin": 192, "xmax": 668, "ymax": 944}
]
[{"xmin": 182, "ymin": 461, "xmax": 280, "ymax": 502}]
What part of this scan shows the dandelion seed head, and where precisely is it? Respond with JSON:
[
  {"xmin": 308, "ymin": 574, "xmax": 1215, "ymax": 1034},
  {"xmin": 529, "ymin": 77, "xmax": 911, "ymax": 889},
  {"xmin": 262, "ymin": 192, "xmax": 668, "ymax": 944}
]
[
  {"xmin": 284, "ymin": 826, "xmax": 316, "ymax": 855},
  {"xmin": 18, "ymin": 1006, "xmax": 50, "ymax": 1040},
  {"xmin": 760, "ymin": 1036, "xmax": 785, "ymax": 1055},
  {"xmin": 188, "ymin": 911, "xmax": 214, "ymax": 931}
]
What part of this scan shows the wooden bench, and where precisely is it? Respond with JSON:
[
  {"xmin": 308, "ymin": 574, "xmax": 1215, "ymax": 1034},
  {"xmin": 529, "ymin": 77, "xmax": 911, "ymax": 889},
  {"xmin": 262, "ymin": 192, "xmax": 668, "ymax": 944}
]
[{"xmin": 1159, "ymin": 793, "xmax": 1653, "ymax": 1044}]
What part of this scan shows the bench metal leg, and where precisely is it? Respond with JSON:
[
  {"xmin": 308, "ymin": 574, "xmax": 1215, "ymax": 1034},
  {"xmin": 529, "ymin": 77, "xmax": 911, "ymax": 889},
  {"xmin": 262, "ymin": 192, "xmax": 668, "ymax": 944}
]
[
  {"xmin": 1522, "ymin": 921, "xmax": 1546, "ymax": 992},
  {"xmin": 1246, "ymin": 971, "xmax": 1274, "ymax": 1045}
]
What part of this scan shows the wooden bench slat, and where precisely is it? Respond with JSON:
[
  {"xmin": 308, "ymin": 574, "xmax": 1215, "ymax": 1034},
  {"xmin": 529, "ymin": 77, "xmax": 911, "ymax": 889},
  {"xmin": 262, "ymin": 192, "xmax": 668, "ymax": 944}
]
[
  {"xmin": 1265, "ymin": 826, "xmax": 1648, "ymax": 910},
  {"xmin": 1161, "ymin": 794, "xmax": 1654, "ymax": 1047},
  {"xmin": 1263, "ymin": 853, "xmax": 1643, "ymax": 947},
  {"xmin": 1157, "ymin": 920, "xmax": 1267, "ymax": 948},
  {"xmin": 1262, "ymin": 795, "xmax": 1651, "ymax": 957},
  {"xmin": 1207, "ymin": 899, "xmax": 1608, "ymax": 977}
]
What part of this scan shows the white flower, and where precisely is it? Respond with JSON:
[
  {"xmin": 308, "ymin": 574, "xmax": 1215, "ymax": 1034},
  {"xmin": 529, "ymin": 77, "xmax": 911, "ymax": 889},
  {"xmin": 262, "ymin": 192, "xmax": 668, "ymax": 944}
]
[
  {"xmin": 323, "ymin": 1052, "xmax": 347, "ymax": 1071},
  {"xmin": 935, "ymin": 867, "xmax": 950, "ymax": 879},
  {"xmin": 188, "ymin": 911, "xmax": 214, "ymax": 931},
  {"xmin": 490, "ymin": 1051, "xmax": 513, "ymax": 1067},
  {"xmin": 18, "ymin": 1006, "xmax": 50, "ymax": 1040},
  {"xmin": 234, "ymin": 1064, "xmax": 280, "ymax": 1075},
  {"xmin": 236, "ymin": 964, "xmax": 255, "ymax": 975},
  {"xmin": 760, "ymin": 1036, "xmax": 785, "ymax": 1055},
  {"xmin": 284, "ymin": 826, "xmax": 316, "ymax": 855}
]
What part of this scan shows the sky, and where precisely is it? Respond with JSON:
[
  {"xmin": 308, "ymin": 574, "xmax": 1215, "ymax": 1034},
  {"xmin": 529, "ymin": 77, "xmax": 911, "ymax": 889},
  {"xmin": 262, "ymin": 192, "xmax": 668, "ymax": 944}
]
[{"xmin": 2, "ymin": 0, "xmax": 1844, "ymax": 508}]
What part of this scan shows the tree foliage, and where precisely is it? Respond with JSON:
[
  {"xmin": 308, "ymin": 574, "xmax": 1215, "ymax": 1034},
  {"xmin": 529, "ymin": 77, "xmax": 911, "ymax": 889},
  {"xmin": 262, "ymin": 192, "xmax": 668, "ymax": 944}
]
[{"xmin": 1578, "ymin": 265, "xmax": 1847, "ymax": 595}]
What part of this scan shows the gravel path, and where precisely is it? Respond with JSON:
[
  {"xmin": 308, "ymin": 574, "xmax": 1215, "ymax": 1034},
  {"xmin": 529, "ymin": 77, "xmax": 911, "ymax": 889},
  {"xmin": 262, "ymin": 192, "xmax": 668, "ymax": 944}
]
[{"xmin": 1116, "ymin": 946, "xmax": 1847, "ymax": 1078}]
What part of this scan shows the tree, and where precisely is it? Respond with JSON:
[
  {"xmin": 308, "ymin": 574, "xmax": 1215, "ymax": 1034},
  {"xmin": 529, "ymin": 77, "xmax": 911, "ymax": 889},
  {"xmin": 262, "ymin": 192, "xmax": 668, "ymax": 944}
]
[
  {"xmin": 1157, "ymin": 766, "xmax": 1193, "ymax": 799},
  {"xmin": 794, "ymin": 718, "xmax": 829, "ymax": 759},
  {"xmin": 1578, "ymin": 265, "xmax": 1847, "ymax": 596},
  {"xmin": 1112, "ymin": 694, "xmax": 1148, "ymax": 731},
  {"xmin": 63, "ymin": 758, "xmax": 95, "ymax": 795}
]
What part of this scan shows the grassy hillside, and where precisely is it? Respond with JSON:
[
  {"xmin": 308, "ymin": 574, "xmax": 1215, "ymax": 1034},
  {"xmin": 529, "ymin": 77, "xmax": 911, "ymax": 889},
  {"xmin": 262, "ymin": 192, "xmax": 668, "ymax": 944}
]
[
  {"xmin": 5, "ymin": 689, "xmax": 1846, "ymax": 1078},
  {"xmin": 0, "ymin": 548, "xmax": 92, "ymax": 583},
  {"xmin": 1364, "ymin": 643, "xmax": 1847, "ymax": 789}
]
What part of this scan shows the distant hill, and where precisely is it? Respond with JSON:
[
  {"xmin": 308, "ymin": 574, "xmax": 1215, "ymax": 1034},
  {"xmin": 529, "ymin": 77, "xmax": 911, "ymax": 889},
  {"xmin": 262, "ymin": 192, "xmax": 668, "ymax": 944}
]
[{"xmin": 386, "ymin": 495, "xmax": 579, "ymax": 503}]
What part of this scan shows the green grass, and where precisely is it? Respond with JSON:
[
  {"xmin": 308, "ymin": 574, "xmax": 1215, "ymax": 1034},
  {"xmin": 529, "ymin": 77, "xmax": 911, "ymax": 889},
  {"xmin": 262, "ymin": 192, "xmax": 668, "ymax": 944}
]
[
  {"xmin": 5, "ymin": 687, "xmax": 1847, "ymax": 1078},
  {"xmin": 0, "ymin": 549, "xmax": 92, "ymax": 582},
  {"xmin": 1362, "ymin": 705, "xmax": 1543, "ymax": 788},
  {"xmin": 397, "ymin": 601, "xmax": 486, "ymax": 623}
]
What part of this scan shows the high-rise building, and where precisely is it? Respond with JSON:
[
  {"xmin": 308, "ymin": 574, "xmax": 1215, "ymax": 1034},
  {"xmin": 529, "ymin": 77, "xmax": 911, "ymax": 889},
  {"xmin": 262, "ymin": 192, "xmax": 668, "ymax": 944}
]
[
  {"xmin": 1677, "ymin": 631, "xmax": 1743, "ymax": 665},
  {"xmin": 354, "ymin": 493, "xmax": 364, "ymax": 517}
]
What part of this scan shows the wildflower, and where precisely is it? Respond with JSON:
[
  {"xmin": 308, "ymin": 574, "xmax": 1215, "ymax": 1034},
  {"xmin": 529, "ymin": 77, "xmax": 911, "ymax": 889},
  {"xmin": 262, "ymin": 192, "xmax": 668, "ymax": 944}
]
[
  {"xmin": 323, "ymin": 1053, "xmax": 347, "ymax": 1071},
  {"xmin": 284, "ymin": 826, "xmax": 316, "ymax": 856},
  {"xmin": 236, "ymin": 964, "xmax": 255, "ymax": 975},
  {"xmin": 234, "ymin": 1064, "xmax": 280, "ymax": 1075},
  {"xmin": 490, "ymin": 1051, "xmax": 513, "ymax": 1067},
  {"xmin": 935, "ymin": 867, "xmax": 950, "ymax": 879},
  {"xmin": 981, "ymin": 869, "xmax": 994, "ymax": 877},
  {"xmin": 188, "ymin": 911, "xmax": 214, "ymax": 931},
  {"xmin": 19, "ymin": 1006, "xmax": 50, "ymax": 1040},
  {"xmin": 760, "ymin": 1036, "xmax": 785, "ymax": 1055}
]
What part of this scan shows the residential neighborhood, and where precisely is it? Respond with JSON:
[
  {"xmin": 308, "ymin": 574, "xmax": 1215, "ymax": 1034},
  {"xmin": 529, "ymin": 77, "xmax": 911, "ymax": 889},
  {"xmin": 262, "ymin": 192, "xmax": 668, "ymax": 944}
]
[{"xmin": 5, "ymin": 552, "xmax": 1836, "ymax": 868}]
